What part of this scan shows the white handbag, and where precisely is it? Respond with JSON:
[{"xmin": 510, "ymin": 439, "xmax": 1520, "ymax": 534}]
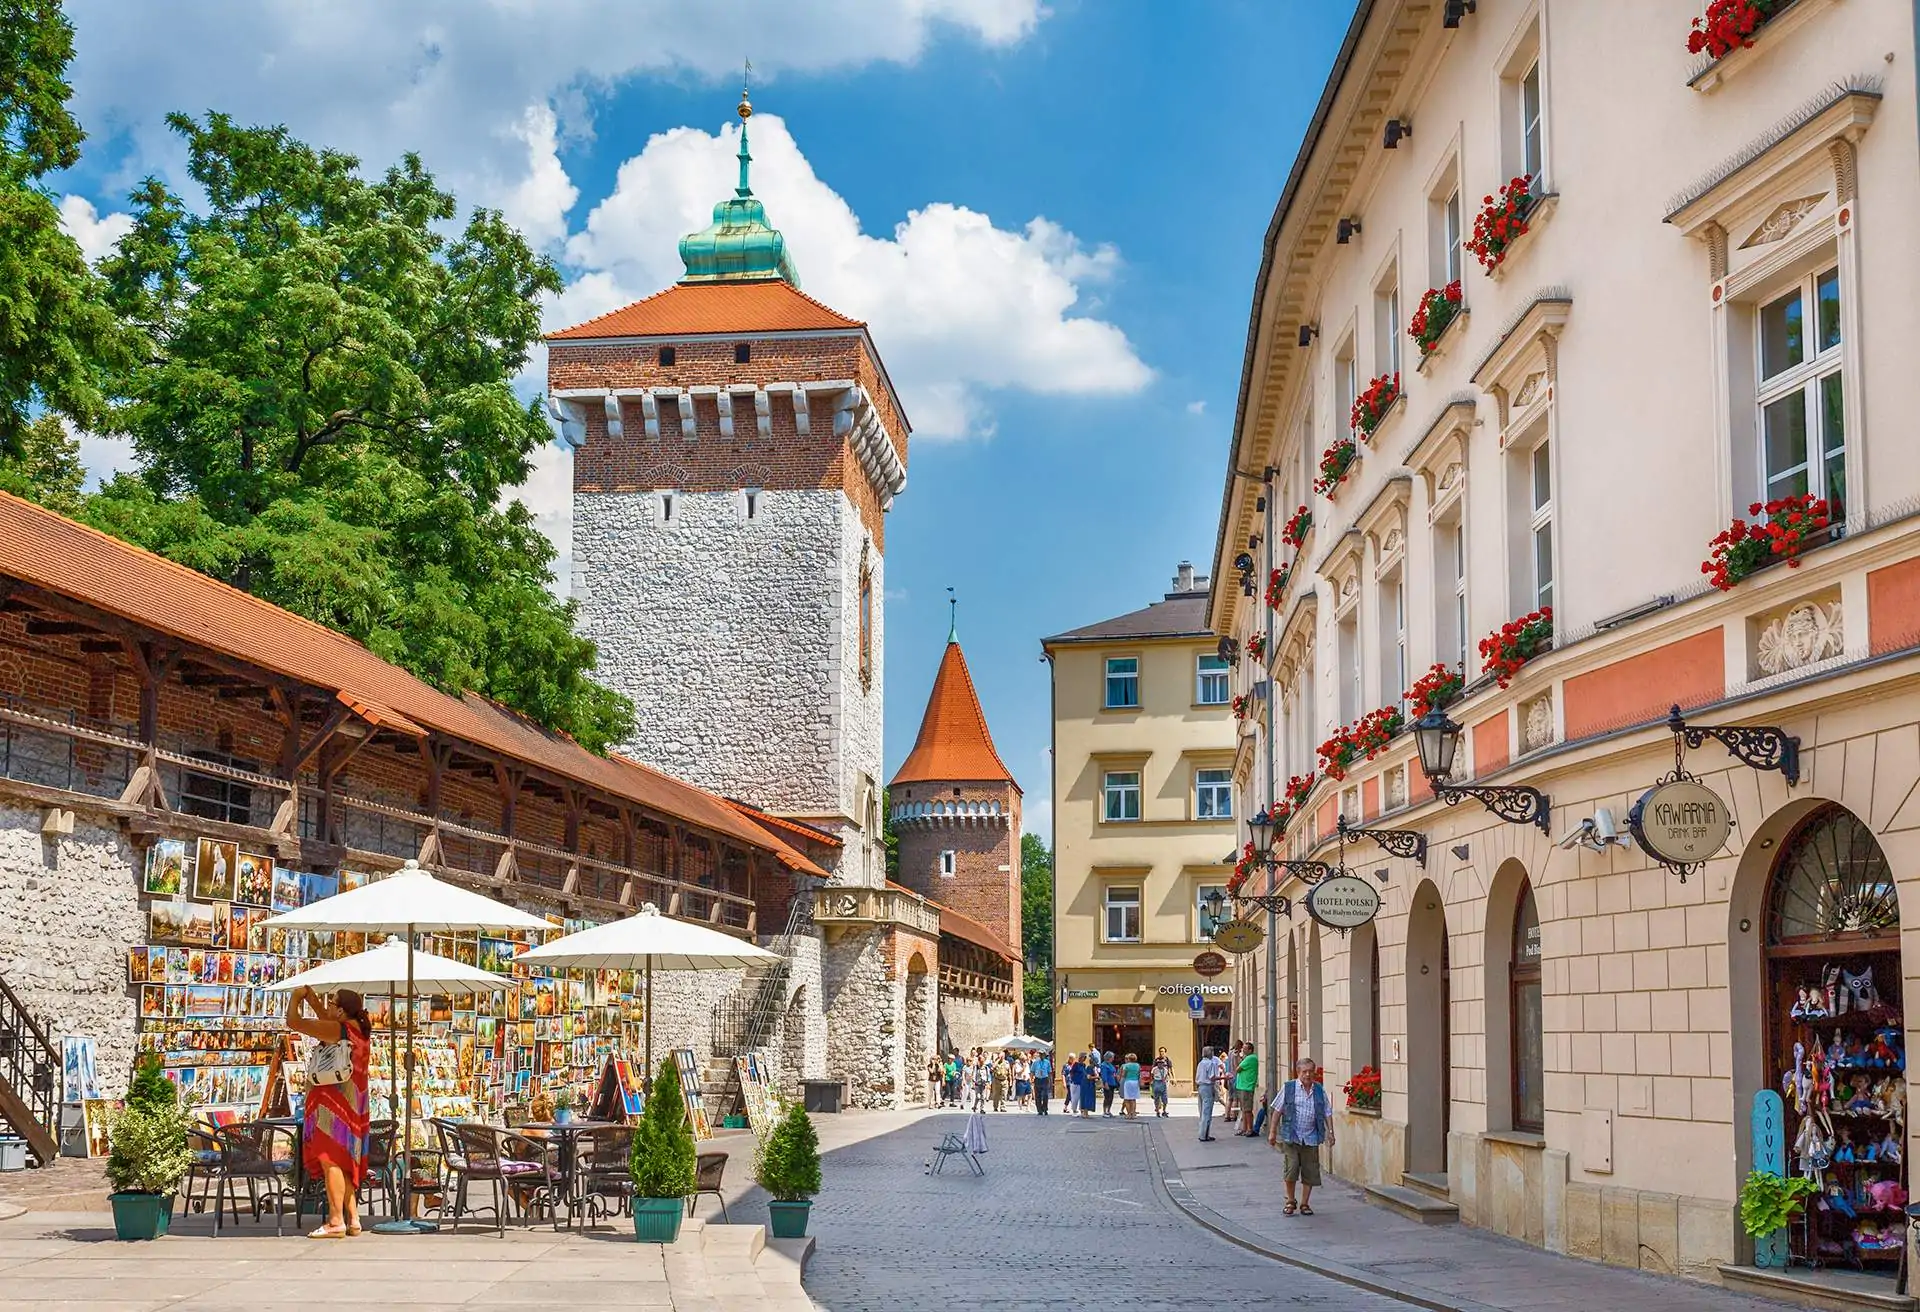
[{"xmin": 307, "ymin": 1040, "xmax": 353, "ymax": 1088}]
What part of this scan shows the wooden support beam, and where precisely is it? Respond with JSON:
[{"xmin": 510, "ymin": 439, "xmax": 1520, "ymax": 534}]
[{"xmin": 23, "ymin": 619, "xmax": 100, "ymax": 637}]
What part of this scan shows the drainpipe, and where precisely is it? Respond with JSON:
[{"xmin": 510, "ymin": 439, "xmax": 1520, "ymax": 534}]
[{"xmin": 1263, "ymin": 478, "xmax": 1280, "ymax": 1106}]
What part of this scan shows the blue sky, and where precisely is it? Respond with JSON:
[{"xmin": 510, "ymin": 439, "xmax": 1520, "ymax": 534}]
[{"xmin": 51, "ymin": 0, "xmax": 1355, "ymax": 841}]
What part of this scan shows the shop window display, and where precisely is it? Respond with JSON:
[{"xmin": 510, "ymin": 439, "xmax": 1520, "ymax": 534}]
[{"xmin": 1766, "ymin": 806, "xmax": 1906, "ymax": 1272}]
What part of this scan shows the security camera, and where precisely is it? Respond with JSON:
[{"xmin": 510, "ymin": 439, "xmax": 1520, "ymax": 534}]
[
  {"xmin": 1556, "ymin": 818, "xmax": 1596, "ymax": 851},
  {"xmin": 1592, "ymin": 807, "xmax": 1622, "ymax": 844},
  {"xmin": 1558, "ymin": 808, "xmax": 1633, "ymax": 853}
]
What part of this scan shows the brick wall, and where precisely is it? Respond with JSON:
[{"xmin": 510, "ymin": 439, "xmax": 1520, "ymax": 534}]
[{"xmin": 890, "ymin": 780, "xmax": 1021, "ymax": 948}]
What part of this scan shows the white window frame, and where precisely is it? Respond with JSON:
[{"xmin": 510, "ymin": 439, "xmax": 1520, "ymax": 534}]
[
  {"xmin": 939, "ymin": 850, "xmax": 956, "ymax": 878},
  {"xmin": 1104, "ymin": 885, "xmax": 1142, "ymax": 943},
  {"xmin": 1519, "ymin": 60, "xmax": 1544, "ymax": 181},
  {"xmin": 1336, "ymin": 614, "xmax": 1361, "ymax": 725},
  {"xmin": 1450, "ymin": 519, "xmax": 1469, "ymax": 672},
  {"xmin": 1497, "ymin": 14, "xmax": 1548, "ymax": 191},
  {"xmin": 1102, "ymin": 771, "xmax": 1142, "ymax": 823},
  {"xmin": 1754, "ymin": 265, "xmax": 1846, "ymax": 521},
  {"xmin": 1104, "ymin": 656, "xmax": 1140, "ymax": 709},
  {"xmin": 1528, "ymin": 437, "xmax": 1554, "ymax": 612},
  {"xmin": 1195, "ymin": 768, "xmax": 1233, "ymax": 820},
  {"xmin": 1382, "ymin": 573, "xmax": 1408, "ymax": 713},
  {"xmin": 1196, "ymin": 654, "xmax": 1230, "ymax": 705},
  {"xmin": 1335, "ymin": 339, "xmax": 1358, "ymax": 438},
  {"xmin": 1374, "ymin": 269, "xmax": 1402, "ymax": 380},
  {"xmin": 1443, "ymin": 188, "xmax": 1463, "ymax": 285},
  {"xmin": 1196, "ymin": 884, "xmax": 1227, "ymax": 942}
]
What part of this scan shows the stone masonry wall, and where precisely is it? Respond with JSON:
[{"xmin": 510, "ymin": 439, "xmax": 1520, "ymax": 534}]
[
  {"xmin": 821, "ymin": 925, "xmax": 901, "ymax": 1108},
  {"xmin": 941, "ymin": 995, "xmax": 1016, "ymax": 1057},
  {"xmin": 574, "ymin": 488, "xmax": 845, "ymax": 815},
  {"xmin": 0, "ymin": 803, "xmax": 143, "ymax": 1095}
]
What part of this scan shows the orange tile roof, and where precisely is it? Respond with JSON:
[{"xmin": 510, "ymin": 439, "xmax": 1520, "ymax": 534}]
[
  {"xmin": 881, "ymin": 881, "xmax": 1018, "ymax": 962},
  {"xmin": 0, "ymin": 491, "xmax": 792, "ymax": 862},
  {"xmin": 719, "ymin": 799, "xmax": 838, "ymax": 879},
  {"xmin": 547, "ymin": 279, "xmax": 863, "ymax": 340},
  {"xmin": 889, "ymin": 641, "xmax": 1016, "ymax": 787}
]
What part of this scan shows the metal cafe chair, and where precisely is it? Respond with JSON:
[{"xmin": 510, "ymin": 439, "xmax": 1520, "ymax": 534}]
[
  {"xmin": 213, "ymin": 1121, "xmax": 302, "ymax": 1235},
  {"xmin": 355, "ymin": 1119, "xmax": 398, "ymax": 1220},
  {"xmin": 180, "ymin": 1125, "xmax": 223, "ymax": 1217},
  {"xmin": 433, "ymin": 1119, "xmax": 560, "ymax": 1235},
  {"xmin": 570, "ymin": 1124, "xmax": 636, "ymax": 1229},
  {"xmin": 688, "ymin": 1151, "xmax": 729, "ymax": 1221}
]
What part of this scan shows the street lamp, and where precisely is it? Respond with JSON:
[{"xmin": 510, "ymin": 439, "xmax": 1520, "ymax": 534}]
[
  {"xmin": 1248, "ymin": 808, "xmax": 1277, "ymax": 855},
  {"xmin": 1201, "ymin": 887, "xmax": 1228, "ymax": 929},
  {"xmin": 1410, "ymin": 707, "xmax": 1552, "ymax": 832}
]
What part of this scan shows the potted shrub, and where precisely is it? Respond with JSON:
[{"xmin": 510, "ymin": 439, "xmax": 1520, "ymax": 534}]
[
  {"xmin": 105, "ymin": 1055, "xmax": 193, "ymax": 1241},
  {"xmin": 629, "ymin": 1057, "xmax": 697, "ymax": 1242},
  {"xmin": 1739, "ymin": 1169, "xmax": 1817, "ymax": 1267},
  {"xmin": 552, "ymin": 1086, "xmax": 576, "ymax": 1126},
  {"xmin": 757, "ymin": 1101, "xmax": 821, "ymax": 1239},
  {"xmin": 1343, "ymin": 1065, "xmax": 1382, "ymax": 1112},
  {"xmin": 1479, "ymin": 607, "xmax": 1553, "ymax": 688}
]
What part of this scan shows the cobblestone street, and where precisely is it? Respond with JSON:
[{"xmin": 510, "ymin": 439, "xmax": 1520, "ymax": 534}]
[{"xmin": 795, "ymin": 1110, "xmax": 1407, "ymax": 1311}]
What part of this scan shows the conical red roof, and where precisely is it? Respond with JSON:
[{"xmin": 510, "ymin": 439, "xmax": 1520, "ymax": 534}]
[{"xmin": 890, "ymin": 641, "xmax": 1016, "ymax": 788}]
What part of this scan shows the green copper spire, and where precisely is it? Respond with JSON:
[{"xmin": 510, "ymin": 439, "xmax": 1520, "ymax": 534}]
[
  {"xmin": 677, "ymin": 77, "xmax": 800, "ymax": 287},
  {"xmin": 947, "ymin": 587, "xmax": 958, "ymax": 643}
]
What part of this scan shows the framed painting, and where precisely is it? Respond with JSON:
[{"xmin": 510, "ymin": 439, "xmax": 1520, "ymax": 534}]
[
  {"xmin": 143, "ymin": 839, "xmax": 188, "ymax": 896},
  {"xmin": 234, "ymin": 852, "xmax": 274, "ymax": 908},
  {"xmin": 192, "ymin": 838, "xmax": 238, "ymax": 903}
]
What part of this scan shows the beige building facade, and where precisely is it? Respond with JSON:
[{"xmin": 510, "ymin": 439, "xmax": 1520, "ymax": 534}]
[
  {"xmin": 1044, "ymin": 565, "xmax": 1239, "ymax": 1093},
  {"xmin": 1207, "ymin": 1, "xmax": 1920, "ymax": 1305}
]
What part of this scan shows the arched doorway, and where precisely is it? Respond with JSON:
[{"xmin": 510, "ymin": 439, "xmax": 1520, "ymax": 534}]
[
  {"xmin": 1763, "ymin": 805, "xmax": 1903, "ymax": 1271},
  {"xmin": 1406, "ymin": 880, "xmax": 1451, "ymax": 1177}
]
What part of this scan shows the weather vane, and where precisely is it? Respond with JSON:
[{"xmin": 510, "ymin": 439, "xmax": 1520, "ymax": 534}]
[{"xmin": 947, "ymin": 587, "xmax": 958, "ymax": 642}]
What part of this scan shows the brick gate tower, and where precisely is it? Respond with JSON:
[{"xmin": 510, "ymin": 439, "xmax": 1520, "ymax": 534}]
[{"xmin": 544, "ymin": 88, "xmax": 908, "ymax": 890}]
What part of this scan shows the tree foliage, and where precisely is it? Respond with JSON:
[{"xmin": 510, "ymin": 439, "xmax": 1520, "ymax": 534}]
[
  {"xmin": 629, "ymin": 1057, "xmax": 696, "ymax": 1199},
  {"xmin": 0, "ymin": 0, "xmax": 134, "ymax": 454},
  {"xmin": 1021, "ymin": 833, "xmax": 1053, "ymax": 1038},
  {"xmin": 0, "ymin": 410, "xmax": 84, "ymax": 513},
  {"xmin": 88, "ymin": 112, "xmax": 634, "ymax": 750}
]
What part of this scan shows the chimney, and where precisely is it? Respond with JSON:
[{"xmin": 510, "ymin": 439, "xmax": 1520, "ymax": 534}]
[{"xmin": 1173, "ymin": 561, "xmax": 1196, "ymax": 593}]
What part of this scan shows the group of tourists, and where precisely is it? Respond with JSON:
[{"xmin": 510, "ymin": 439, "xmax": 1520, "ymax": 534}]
[
  {"xmin": 926, "ymin": 1049, "xmax": 1055, "ymax": 1112},
  {"xmin": 1057, "ymin": 1047, "xmax": 1173, "ymax": 1119}
]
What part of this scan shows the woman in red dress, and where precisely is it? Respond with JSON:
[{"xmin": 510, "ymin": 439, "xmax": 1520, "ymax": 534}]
[{"xmin": 287, "ymin": 984, "xmax": 371, "ymax": 1238}]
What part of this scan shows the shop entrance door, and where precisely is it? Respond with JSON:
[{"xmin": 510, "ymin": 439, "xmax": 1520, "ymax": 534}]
[
  {"xmin": 1195, "ymin": 1003, "xmax": 1230, "ymax": 1059},
  {"xmin": 1091, "ymin": 1005, "xmax": 1154, "ymax": 1063}
]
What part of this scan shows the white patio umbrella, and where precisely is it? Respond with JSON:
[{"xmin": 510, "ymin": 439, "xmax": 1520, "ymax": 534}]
[
  {"xmin": 268, "ymin": 939, "xmax": 508, "ymax": 1144},
  {"xmin": 514, "ymin": 902, "xmax": 777, "ymax": 1090},
  {"xmin": 984, "ymin": 1034, "xmax": 1052, "ymax": 1052},
  {"xmin": 259, "ymin": 860, "xmax": 548, "ymax": 1234}
]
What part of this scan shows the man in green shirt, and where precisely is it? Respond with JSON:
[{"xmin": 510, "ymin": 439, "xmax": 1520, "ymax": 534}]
[{"xmin": 1233, "ymin": 1047, "xmax": 1259, "ymax": 1136}]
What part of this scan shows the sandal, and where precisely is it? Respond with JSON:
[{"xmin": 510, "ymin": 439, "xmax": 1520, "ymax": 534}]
[
  {"xmin": 1283, "ymin": 1200, "xmax": 1297, "ymax": 1216},
  {"xmin": 1300, "ymin": 1205, "xmax": 1314, "ymax": 1216},
  {"xmin": 308, "ymin": 1224, "xmax": 346, "ymax": 1239},
  {"xmin": 345, "ymin": 1222, "xmax": 363, "ymax": 1237}
]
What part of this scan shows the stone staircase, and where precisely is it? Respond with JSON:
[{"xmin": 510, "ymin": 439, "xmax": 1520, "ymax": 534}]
[
  {"xmin": 1362, "ymin": 1169, "xmax": 1460, "ymax": 1223},
  {"xmin": 706, "ymin": 887, "xmax": 816, "ymax": 1115},
  {"xmin": 0, "ymin": 972, "xmax": 58, "ymax": 1168}
]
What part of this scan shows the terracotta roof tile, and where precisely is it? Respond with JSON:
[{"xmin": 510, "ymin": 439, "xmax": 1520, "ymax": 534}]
[
  {"xmin": 0, "ymin": 491, "xmax": 789, "ymax": 860},
  {"xmin": 547, "ymin": 280, "xmax": 862, "ymax": 340},
  {"xmin": 1041, "ymin": 591, "xmax": 1213, "ymax": 644},
  {"xmin": 880, "ymin": 881, "xmax": 1017, "ymax": 962},
  {"xmin": 719, "ymin": 799, "xmax": 838, "ymax": 879},
  {"xmin": 889, "ymin": 641, "xmax": 1015, "ymax": 788}
]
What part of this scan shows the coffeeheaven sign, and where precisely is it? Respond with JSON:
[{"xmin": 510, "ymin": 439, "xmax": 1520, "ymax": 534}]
[
  {"xmin": 1630, "ymin": 778, "xmax": 1733, "ymax": 870},
  {"xmin": 1305, "ymin": 874, "xmax": 1381, "ymax": 931}
]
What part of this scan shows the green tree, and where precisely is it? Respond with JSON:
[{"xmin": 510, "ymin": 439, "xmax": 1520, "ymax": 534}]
[
  {"xmin": 0, "ymin": 410, "xmax": 85, "ymax": 513},
  {"xmin": 881, "ymin": 788, "xmax": 901, "ymax": 882},
  {"xmin": 1020, "ymin": 832, "xmax": 1053, "ymax": 1038},
  {"xmin": 89, "ymin": 112, "xmax": 634, "ymax": 750},
  {"xmin": 0, "ymin": 0, "xmax": 136, "ymax": 454},
  {"xmin": 629, "ymin": 1057, "xmax": 696, "ymax": 1199}
]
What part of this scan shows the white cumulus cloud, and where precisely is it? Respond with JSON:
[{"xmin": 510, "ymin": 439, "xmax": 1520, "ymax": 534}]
[
  {"xmin": 1186, "ymin": 399, "xmax": 1206, "ymax": 415},
  {"xmin": 57, "ymin": 194, "xmax": 132, "ymax": 264},
  {"xmin": 560, "ymin": 113, "xmax": 1151, "ymax": 438}
]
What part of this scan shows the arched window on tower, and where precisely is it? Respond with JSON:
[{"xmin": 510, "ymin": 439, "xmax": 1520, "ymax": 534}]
[{"xmin": 858, "ymin": 558, "xmax": 874, "ymax": 690}]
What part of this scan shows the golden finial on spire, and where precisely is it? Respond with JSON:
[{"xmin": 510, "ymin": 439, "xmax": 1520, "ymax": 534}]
[{"xmin": 738, "ymin": 59, "xmax": 753, "ymax": 120}]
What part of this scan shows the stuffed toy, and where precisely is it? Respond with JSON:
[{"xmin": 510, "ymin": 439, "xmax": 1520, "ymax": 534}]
[{"xmin": 1840, "ymin": 966, "xmax": 1879, "ymax": 1014}]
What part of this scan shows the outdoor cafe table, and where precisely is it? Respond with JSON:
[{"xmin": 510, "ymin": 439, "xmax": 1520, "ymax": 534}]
[{"xmin": 519, "ymin": 1120, "xmax": 613, "ymax": 1229}]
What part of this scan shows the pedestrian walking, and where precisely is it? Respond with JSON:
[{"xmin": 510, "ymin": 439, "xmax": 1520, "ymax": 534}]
[
  {"xmin": 1120, "ymin": 1052, "xmax": 1141, "ymax": 1119},
  {"xmin": 943, "ymin": 1053, "xmax": 961, "ymax": 1107},
  {"xmin": 1267, "ymin": 1057, "xmax": 1335, "ymax": 1215},
  {"xmin": 926, "ymin": 1055, "xmax": 943, "ymax": 1108},
  {"xmin": 1151, "ymin": 1048, "xmax": 1171, "ymax": 1117},
  {"xmin": 1014, "ymin": 1055, "xmax": 1032, "ymax": 1108},
  {"xmin": 1078, "ymin": 1053, "xmax": 1097, "ymax": 1117},
  {"xmin": 1223, "ymin": 1041, "xmax": 1243, "ymax": 1124},
  {"xmin": 1234, "ymin": 1044, "xmax": 1260, "ymax": 1136},
  {"xmin": 1099, "ymin": 1051, "xmax": 1118, "ymax": 1117},
  {"xmin": 990, "ymin": 1053, "xmax": 1007, "ymax": 1112},
  {"xmin": 1194, "ymin": 1046, "xmax": 1222, "ymax": 1141},
  {"xmin": 1032, "ymin": 1051, "xmax": 1052, "ymax": 1115}
]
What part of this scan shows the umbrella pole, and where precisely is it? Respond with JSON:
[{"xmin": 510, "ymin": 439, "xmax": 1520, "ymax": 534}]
[
  {"xmin": 644, "ymin": 954, "xmax": 653, "ymax": 1096},
  {"xmin": 374, "ymin": 927, "xmax": 436, "ymax": 1234}
]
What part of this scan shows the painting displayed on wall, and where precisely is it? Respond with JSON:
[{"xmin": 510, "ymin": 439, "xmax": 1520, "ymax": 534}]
[
  {"xmin": 270, "ymin": 867, "xmax": 303, "ymax": 914},
  {"xmin": 144, "ymin": 839, "xmax": 188, "ymax": 895},
  {"xmin": 148, "ymin": 898, "xmax": 216, "ymax": 946},
  {"xmin": 339, "ymin": 867, "xmax": 370, "ymax": 893},
  {"xmin": 127, "ymin": 948, "xmax": 150, "ymax": 984},
  {"xmin": 192, "ymin": 838, "xmax": 238, "ymax": 902},
  {"xmin": 81, "ymin": 1099, "xmax": 117, "ymax": 1157},
  {"xmin": 235, "ymin": 852, "xmax": 274, "ymax": 907},
  {"xmin": 60, "ymin": 1037, "xmax": 101, "ymax": 1104},
  {"xmin": 210, "ymin": 901, "xmax": 231, "ymax": 949},
  {"xmin": 298, "ymin": 870, "xmax": 338, "ymax": 907},
  {"xmin": 478, "ymin": 936, "xmax": 515, "ymax": 975}
]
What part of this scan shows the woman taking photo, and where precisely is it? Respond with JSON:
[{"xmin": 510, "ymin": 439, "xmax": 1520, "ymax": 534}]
[{"xmin": 287, "ymin": 984, "xmax": 372, "ymax": 1238}]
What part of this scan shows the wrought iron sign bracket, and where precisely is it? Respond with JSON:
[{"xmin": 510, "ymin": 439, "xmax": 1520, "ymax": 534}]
[
  {"xmin": 1234, "ymin": 892, "xmax": 1295, "ymax": 919},
  {"xmin": 1336, "ymin": 815, "xmax": 1427, "ymax": 867},
  {"xmin": 1667, "ymin": 704, "xmax": 1799, "ymax": 787},
  {"xmin": 1434, "ymin": 782, "xmax": 1552, "ymax": 833}
]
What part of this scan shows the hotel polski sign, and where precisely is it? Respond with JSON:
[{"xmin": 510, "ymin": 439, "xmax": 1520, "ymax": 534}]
[{"xmin": 1630, "ymin": 778, "xmax": 1734, "ymax": 869}]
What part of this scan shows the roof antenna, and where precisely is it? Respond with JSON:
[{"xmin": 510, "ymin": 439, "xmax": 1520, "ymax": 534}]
[{"xmin": 947, "ymin": 587, "xmax": 958, "ymax": 643}]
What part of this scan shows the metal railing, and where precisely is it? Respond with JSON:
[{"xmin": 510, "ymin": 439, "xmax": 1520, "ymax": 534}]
[
  {"xmin": 711, "ymin": 884, "xmax": 814, "ymax": 1060},
  {"xmin": 0, "ymin": 971, "xmax": 57, "ymax": 1164}
]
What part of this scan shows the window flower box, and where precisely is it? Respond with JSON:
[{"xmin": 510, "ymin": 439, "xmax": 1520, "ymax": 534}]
[
  {"xmin": 1247, "ymin": 631, "xmax": 1268, "ymax": 662},
  {"xmin": 1688, "ymin": 0, "xmax": 1832, "ymax": 91},
  {"xmin": 1231, "ymin": 693, "xmax": 1252, "ymax": 723},
  {"xmin": 1406, "ymin": 662, "xmax": 1465, "ymax": 718},
  {"xmin": 1687, "ymin": 0, "xmax": 1789, "ymax": 60},
  {"xmin": 1344, "ymin": 1065, "xmax": 1382, "ymax": 1112},
  {"xmin": 1479, "ymin": 608, "xmax": 1553, "ymax": 689},
  {"xmin": 1284, "ymin": 771, "xmax": 1316, "ymax": 814},
  {"xmin": 1317, "ymin": 706, "xmax": 1404, "ymax": 782},
  {"xmin": 1467, "ymin": 176, "xmax": 1538, "ymax": 276},
  {"xmin": 1264, "ymin": 564, "xmax": 1290, "ymax": 610},
  {"xmin": 1351, "ymin": 372, "xmax": 1402, "ymax": 444},
  {"xmin": 1314, "ymin": 438, "xmax": 1359, "ymax": 497},
  {"xmin": 1411, "ymin": 283, "xmax": 1466, "ymax": 371},
  {"xmin": 1701, "ymin": 494, "xmax": 1832, "ymax": 590},
  {"xmin": 1281, "ymin": 505, "xmax": 1313, "ymax": 550}
]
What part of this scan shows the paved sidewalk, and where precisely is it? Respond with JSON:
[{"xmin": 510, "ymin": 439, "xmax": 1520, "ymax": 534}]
[{"xmin": 1149, "ymin": 1117, "xmax": 1796, "ymax": 1312}]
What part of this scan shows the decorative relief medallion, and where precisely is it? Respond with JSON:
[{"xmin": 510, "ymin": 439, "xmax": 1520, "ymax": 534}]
[
  {"xmin": 1380, "ymin": 526, "xmax": 1406, "ymax": 559},
  {"xmin": 1523, "ymin": 694, "xmax": 1555, "ymax": 752},
  {"xmin": 1339, "ymin": 573, "xmax": 1358, "ymax": 603},
  {"xmin": 1386, "ymin": 766, "xmax": 1408, "ymax": 809},
  {"xmin": 1436, "ymin": 462, "xmax": 1464, "ymax": 496},
  {"xmin": 1513, "ymin": 370, "xmax": 1546, "ymax": 411},
  {"xmin": 1756, "ymin": 600, "xmax": 1844, "ymax": 675},
  {"xmin": 1742, "ymin": 194, "xmax": 1826, "ymax": 249}
]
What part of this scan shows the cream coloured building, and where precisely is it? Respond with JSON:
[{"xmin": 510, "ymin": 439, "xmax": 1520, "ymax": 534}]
[
  {"xmin": 1207, "ymin": 2, "xmax": 1920, "ymax": 1306},
  {"xmin": 1043, "ymin": 564, "xmax": 1240, "ymax": 1092}
]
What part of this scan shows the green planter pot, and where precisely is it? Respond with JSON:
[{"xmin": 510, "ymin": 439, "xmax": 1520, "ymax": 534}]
[
  {"xmin": 109, "ymin": 1192, "xmax": 174, "ymax": 1241},
  {"xmin": 767, "ymin": 1199, "xmax": 812, "ymax": 1239},
  {"xmin": 632, "ymin": 1196, "xmax": 685, "ymax": 1243}
]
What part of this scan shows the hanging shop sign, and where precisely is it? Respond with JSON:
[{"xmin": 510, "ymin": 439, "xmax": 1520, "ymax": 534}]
[
  {"xmin": 1211, "ymin": 918, "xmax": 1265, "ymax": 955},
  {"xmin": 1305, "ymin": 873, "xmax": 1382, "ymax": 931},
  {"xmin": 1630, "ymin": 778, "xmax": 1733, "ymax": 873},
  {"xmin": 1192, "ymin": 950, "xmax": 1228, "ymax": 978}
]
